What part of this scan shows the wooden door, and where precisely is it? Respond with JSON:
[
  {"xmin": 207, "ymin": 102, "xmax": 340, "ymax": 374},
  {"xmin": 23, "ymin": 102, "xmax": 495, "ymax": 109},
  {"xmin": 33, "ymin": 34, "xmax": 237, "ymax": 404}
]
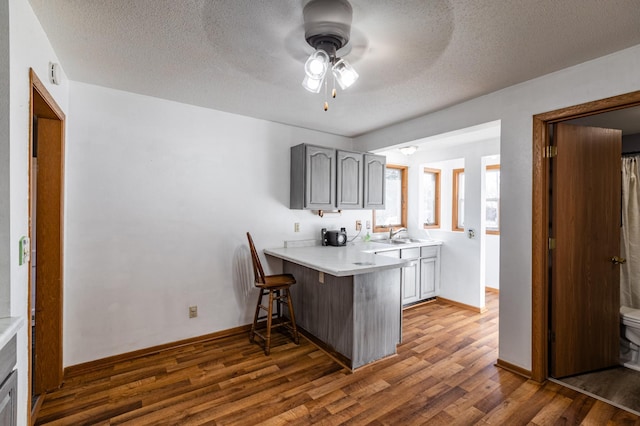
[
  {"xmin": 550, "ymin": 123, "xmax": 621, "ymax": 378},
  {"xmin": 33, "ymin": 117, "xmax": 64, "ymax": 394}
]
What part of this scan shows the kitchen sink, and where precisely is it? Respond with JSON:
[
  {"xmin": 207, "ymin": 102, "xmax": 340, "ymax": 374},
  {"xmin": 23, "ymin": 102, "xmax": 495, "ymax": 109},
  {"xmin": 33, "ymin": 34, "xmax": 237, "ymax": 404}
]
[{"xmin": 378, "ymin": 238, "xmax": 426, "ymax": 245}]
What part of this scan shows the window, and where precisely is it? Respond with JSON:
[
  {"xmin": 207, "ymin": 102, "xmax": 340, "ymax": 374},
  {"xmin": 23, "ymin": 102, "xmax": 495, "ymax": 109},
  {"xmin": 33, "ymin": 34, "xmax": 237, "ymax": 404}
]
[
  {"xmin": 423, "ymin": 168, "xmax": 440, "ymax": 228},
  {"xmin": 373, "ymin": 165, "xmax": 407, "ymax": 232},
  {"xmin": 452, "ymin": 168, "xmax": 464, "ymax": 231},
  {"xmin": 486, "ymin": 165, "xmax": 500, "ymax": 234}
]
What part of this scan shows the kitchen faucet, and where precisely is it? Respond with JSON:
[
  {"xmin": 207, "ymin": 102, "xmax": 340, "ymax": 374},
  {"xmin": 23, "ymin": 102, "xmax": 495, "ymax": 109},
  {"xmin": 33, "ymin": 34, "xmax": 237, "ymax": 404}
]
[{"xmin": 389, "ymin": 227, "xmax": 407, "ymax": 239}]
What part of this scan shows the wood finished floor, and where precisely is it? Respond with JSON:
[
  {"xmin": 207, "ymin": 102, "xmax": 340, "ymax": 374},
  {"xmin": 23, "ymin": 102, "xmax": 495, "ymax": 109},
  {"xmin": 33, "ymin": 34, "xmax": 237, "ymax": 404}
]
[{"xmin": 36, "ymin": 292, "xmax": 640, "ymax": 425}]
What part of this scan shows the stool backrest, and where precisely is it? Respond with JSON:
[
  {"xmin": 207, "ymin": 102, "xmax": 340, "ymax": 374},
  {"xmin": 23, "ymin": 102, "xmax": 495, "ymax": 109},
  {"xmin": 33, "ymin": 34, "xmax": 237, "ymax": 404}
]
[{"xmin": 246, "ymin": 232, "xmax": 266, "ymax": 285}]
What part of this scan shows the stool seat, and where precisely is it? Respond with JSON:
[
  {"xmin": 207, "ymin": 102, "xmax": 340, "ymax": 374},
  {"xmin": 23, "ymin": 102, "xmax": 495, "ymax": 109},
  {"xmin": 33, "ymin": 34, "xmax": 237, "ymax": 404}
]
[
  {"xmin": 259, "ymin": 274, "xmax": 296, "ymax": 288},
  {"xmin": 247, "ymin": 233, "xmax": 299, "ymax": 355}
]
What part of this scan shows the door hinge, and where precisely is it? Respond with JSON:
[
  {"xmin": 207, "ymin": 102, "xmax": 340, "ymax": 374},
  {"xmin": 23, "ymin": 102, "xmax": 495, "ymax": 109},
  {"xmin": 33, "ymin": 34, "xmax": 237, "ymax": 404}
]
[
  {"xmin": 548, "ymin": 238, "xmax": 556, "ymax": 250},
  {"xmin": 548, "ymin": 330, "xmax": 555, "ymax": 343},
  {"xmin": 544, "ymin": 146, "xmax": 558, "ymax": 158}
]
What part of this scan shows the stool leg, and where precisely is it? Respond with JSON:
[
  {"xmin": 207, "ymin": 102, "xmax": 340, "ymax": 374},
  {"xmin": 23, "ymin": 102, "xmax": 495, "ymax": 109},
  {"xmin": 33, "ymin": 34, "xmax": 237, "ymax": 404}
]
[
  {"xmin": 273, "ymin": 289, "xmax": 279, "ymax": 319},
  {"xmin": 249, "ymin": 288, "xmax": 263, "ymax": 343},
  {"xmin": 264, "ymin": 290, "xmax": 274, "ymax": 355},
  {"xmin": 285, "ymin": 288, "xmax": 299, "ymax": 345}
]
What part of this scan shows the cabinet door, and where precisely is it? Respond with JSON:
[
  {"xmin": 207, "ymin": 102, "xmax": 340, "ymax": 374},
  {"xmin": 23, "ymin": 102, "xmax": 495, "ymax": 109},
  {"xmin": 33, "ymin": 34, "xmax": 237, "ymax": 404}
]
[
  {"xmin": 401, "ymin": 261, "xmax": 420, "ymax": 305},
  {"xmin": 0, "ymin": 370, "xmax": 17, "ymax": 426},
  {"xmin": 363, "ymin": 154, "xmax": 386, "ymax": 209},
  {"xmin": 420, "ymin": 257, "xmax": 437, "ymax": 299},
  {"xmin": 336, "ymin": 150, "xmax": 363, "ymax": 209},
  {"xmin": 306, "ymin": 145, "xmax": 336, "ymax": 209}
]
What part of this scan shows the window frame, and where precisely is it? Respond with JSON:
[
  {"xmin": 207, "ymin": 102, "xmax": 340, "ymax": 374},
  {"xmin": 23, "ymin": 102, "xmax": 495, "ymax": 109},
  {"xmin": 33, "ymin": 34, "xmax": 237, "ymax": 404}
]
[
  {"xmin": 422, "ymin": 167, "xmax": 441, "ymax": 229},
  {"xmin": 452, "ymin": 168, "xmax": 464, "ymax": 232},
  {"xmin": 485, "ymin": 164, "xmax": 500, "ymax": 235},
  {"xmin": 373, "ymin": 164, "xmax": 408, "ymax": 233}
]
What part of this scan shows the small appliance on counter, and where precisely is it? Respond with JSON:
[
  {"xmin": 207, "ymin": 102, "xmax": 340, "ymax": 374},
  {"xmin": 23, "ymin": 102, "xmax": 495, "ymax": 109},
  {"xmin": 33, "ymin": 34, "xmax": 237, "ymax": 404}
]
[{"xmin": 321, "ymin": 227, "xmax": 347, "ymax": 246}]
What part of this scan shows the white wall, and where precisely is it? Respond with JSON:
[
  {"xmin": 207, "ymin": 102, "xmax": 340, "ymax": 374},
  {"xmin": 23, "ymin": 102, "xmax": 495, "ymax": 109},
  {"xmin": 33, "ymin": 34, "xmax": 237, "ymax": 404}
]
[
  {"xmin": 64, "ymin": 82, "xmax": 368, "ymax": 366},
  {"xmin": 8, "ymin": 0, "xmax": 70, "ymax": 424},
  {"xmin": 485, "ymin": 235, "xmax": 500, "ymax": 289},
  {"xmin": 355, "ymin": 44, "xmax": 640, "ymax": 371},
  {"xmin": 0, "ymin": 0, "xmax": 10, "ymax": 317},
  {"xmin": 385, "ymin": 138, "xmax": 500, "ymax": 309},
  {"xmin": 380, "ymin": 141, "xmax": 501, "ymax": 302},
  {"xmin": 10, "ymin": 0, "xmax": 640, "ymax": 398}
]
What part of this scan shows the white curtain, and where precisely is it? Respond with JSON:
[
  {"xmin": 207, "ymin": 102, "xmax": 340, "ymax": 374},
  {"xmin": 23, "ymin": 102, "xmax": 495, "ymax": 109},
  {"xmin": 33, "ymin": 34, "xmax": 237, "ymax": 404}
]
[{"xmin": 621, "ymin": 156, "xmax": 640, "ymax": 309}]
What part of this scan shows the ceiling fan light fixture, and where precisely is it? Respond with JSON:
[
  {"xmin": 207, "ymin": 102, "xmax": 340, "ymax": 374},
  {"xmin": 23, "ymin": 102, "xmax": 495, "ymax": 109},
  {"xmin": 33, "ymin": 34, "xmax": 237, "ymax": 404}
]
[
  {"xmin": 304, "ymin": 49, "xmax": 330, "ymax": 79},
  {"xmin": 399, "ymin": 146, "xmax": 418, "ymax": 156},
  {"xmin": 302, "ymin": 74, "xmax": 324, "ymax": 93},
  {"xmin": 332, "ymin": 58, "xmax": 358, "ymax": 89},
  {"xmin": 301, "ymin": 0, "xmax": 358, "ymax": 110}
]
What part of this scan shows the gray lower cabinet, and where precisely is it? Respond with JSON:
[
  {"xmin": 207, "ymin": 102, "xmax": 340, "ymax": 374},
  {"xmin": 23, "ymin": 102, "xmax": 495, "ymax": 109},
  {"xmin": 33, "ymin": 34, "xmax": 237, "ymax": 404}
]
[
  {"xmin": 0, "ymin": 335, "xmax": 17, "ymax": 426},
  {"xmin": 419, "ymin": 246, "xmax": 441, "ymax": 301},
  {"xmin": 336, "ymin": 150, "xmax": 363, "ymax": 209},
  {"xmin": 290, "ymin": 144, "xmax": 336, "ymax": 209},
  {"xmin": 377, "ymin": 245, "xmax": 441, "ymax": 306},
  {"xmin": 420, "ymin": 258, "xmax": 438, "ymax": 299},
  {"xmin": 400, "ymin": 247, "xmax": 421, "ymax": 305},
  {"xmin": 283, "ymin": 261, "xmax": 401, "ymax": 369},
  {"xmin": 0, "ymin": 370, "xmax": 17, "ymax": 426},
  {"xmin": 401, "ymin": 261, "xmax": 420, "ymax": 304}
]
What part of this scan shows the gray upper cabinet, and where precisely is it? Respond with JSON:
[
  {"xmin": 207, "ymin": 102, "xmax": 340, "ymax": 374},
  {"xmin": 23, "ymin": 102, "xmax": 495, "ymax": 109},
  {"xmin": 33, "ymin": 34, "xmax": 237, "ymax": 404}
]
[
  {"xmin": 336, "ymin": 150, "xmax": 363, "ymax": 209},
  {"xmin": 291, "ymin": 144, "xmax": 336, "ymax": 209},
  {"xmin": 291, "ymin": 144, "xmax": 385, "ymax": 210},
  {"xmin": 363, "ymin": 154, "xmax": 386, "ymax": 209}
]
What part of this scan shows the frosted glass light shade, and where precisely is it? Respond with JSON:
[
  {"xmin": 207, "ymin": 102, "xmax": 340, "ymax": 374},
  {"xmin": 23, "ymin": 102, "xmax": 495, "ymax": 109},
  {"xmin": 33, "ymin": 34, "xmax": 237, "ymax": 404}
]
[
  {"xmin": 332, "ymin": 58, "xmax": 359, "ymax": 89},
  {"xmin": 302, "ymin": 74, "xmax": 324, "ymax": 93},
  {"xmin": 399, "ymin": 146, "xmax": 418, "ymax": 156},
  {"xmin": 304, "ymin": 49, "xmax": 329, "ymax": 79}
]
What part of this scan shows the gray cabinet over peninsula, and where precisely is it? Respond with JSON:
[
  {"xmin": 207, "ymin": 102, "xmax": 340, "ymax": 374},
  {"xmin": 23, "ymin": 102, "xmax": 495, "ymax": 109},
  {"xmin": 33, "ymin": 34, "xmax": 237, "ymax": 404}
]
[
  {"xmin": 290, "ymin": 143, "xmax": 386, "ymax": 210},
  {"xmin": 265, "ymin": 240, "xmax": 441, "ymax": 369}
]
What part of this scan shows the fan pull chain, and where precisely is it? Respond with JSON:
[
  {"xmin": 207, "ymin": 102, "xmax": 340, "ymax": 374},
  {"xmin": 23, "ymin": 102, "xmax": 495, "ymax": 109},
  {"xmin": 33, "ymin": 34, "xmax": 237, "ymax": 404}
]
[
  {"xmin": 332, "ymin": 74, "xmax": 337, "ymax": 98},
  {"xmin": 323, "ymin": 78, "xmax": 329, "ymax": 111}
]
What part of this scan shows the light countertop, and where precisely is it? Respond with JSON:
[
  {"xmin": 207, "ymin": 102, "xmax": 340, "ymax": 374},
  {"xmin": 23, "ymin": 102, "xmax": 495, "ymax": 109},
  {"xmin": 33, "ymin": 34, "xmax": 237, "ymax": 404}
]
[
  {"xmin": 0, "ymin": 316, "xmax": 24, "ymax": 350},
  {"xmin": 265, "ymin": 239, "xmax": 442, "ymax": 277}
]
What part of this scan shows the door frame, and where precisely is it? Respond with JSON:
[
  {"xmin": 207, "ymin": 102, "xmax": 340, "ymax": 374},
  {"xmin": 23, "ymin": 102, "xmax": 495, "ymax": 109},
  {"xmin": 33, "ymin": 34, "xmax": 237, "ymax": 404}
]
[
  {"xmin": 531, "ymin": 90, "xmax": 640, "ymax": 382},
  {"xmin": 28, "ymin": 69, "xmax": 65, "ymax": 421}
]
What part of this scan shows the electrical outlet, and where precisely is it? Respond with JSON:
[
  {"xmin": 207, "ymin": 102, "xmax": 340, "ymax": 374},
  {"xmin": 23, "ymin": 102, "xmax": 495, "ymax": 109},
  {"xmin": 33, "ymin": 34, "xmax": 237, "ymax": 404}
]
[
  {"xmin": 294, "ymin": 222, "xmax": 300, "ymax": 232},
  {"xmin": 355, "ymin": 220, "xmax": 362, "ymax": 231},
  {"xmin": 366, "ymin": 220, "xmax": 371, "ymax": 229},
  {"xmin": 189, "ymin": 306, "xmax": 198, "ymax": 318}
]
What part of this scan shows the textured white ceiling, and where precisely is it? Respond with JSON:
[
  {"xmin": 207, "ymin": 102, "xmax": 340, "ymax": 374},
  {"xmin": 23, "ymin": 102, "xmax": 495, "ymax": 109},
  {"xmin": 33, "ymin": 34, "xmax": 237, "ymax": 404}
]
[{"xmin": 28, "ymin": 0, "xmax": 640, "ymax": 137}]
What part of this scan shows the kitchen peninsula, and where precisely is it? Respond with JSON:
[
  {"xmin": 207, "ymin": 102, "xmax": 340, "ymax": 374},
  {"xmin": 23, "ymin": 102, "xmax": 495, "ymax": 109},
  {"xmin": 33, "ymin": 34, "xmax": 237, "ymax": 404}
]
[{"xmin": 265, "ymin": 239, "xmax": 441, "ymax": 369}]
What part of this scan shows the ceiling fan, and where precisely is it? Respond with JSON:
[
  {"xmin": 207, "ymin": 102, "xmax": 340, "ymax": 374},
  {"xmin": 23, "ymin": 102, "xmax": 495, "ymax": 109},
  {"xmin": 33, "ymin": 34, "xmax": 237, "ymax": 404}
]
[{"xmin": 301, "ymin": 0, "xmax": 359, "ymax": 110}]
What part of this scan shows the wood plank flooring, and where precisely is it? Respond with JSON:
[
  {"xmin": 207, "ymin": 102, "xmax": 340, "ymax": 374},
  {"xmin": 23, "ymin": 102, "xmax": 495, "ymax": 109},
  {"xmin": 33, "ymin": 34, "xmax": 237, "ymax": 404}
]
[{"xmin": 36, "ymin": 292, "xmax": 640, "ymax": 425}]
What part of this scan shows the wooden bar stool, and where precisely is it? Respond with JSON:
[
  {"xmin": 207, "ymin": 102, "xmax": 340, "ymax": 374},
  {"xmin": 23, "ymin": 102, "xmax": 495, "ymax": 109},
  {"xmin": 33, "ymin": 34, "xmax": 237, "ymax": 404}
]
[{"xmin": 246, "ymin": 232, "xmax": 299, "ymax": 355}]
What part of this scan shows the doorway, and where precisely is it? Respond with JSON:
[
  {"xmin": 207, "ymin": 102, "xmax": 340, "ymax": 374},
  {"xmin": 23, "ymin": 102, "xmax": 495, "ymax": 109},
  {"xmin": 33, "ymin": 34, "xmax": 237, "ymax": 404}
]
[
  {"xmin": 532, "ymin": 90, "xmax": 640, "ymax": 382},
  {"xmin": 548, "ymin": 123, "xmax": 621, "ymax": 378},
  {"xmin": 28, "ymin": 69, "xmax": 65, "ymax": 421},
  {"xmin": 531, "ymin": 91, "xmax": 640, "ymax": 412}
]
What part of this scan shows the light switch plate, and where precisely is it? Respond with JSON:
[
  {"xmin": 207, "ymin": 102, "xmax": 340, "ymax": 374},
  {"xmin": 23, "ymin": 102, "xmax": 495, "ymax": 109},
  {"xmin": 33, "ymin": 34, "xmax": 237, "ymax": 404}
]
[{"xmin": 19, "ymin": 236, "xmax": 30, "ymax": 265}]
